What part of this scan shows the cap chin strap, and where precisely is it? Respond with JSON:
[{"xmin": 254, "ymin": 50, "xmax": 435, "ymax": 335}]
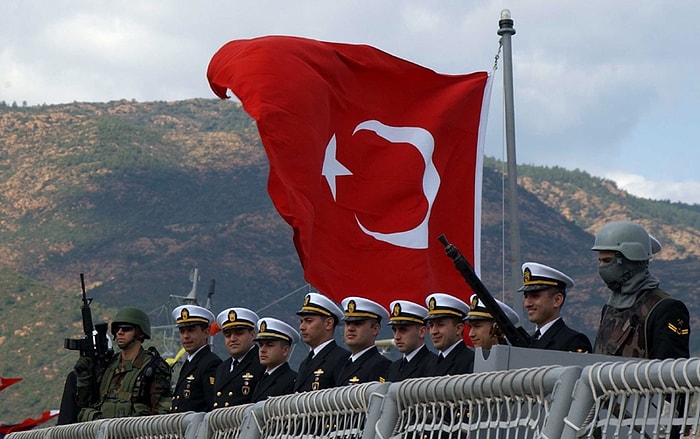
[{"xmin": 115, "ymin": 335, "xmax": 139, "ymax": 351}]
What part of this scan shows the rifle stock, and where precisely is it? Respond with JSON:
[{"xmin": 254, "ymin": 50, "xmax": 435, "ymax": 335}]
[{"xmin": 438, "ymin": 234, "xmax": 534, "ymax": 348}]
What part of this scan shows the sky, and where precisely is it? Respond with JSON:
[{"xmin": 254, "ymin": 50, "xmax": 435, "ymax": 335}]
[{"xmin": 2, "ymin": 1, "xmax": 699, "ymax": 205}]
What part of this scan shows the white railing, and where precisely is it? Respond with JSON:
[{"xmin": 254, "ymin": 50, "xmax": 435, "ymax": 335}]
[
  {"xmin": 6, "ymin": 418, "xmax": 103, "ymax": 439},
  {"xmin": 562, "ymin": 358, "xmax": 700, "ymax": 438},
  {"xmin": 373, "ymin": 365, "xmax": 581, "ymax": 439},
  {"xmin": 201, "ymin": 403, "xmax": 255, "ymax": 439},
  {"xmin": 10, "ymin": 350, "xmax": 700, "ymax": 439},
  {"xmin": 102, "ymin": 412, "xmax": 203, "ymax": 439},
  {"xmin": 258, "ymin": 382, "xmax": 388, "ymax": 439}
]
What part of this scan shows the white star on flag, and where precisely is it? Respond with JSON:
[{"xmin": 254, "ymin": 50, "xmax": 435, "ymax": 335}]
[{"xmin": 321, "ymin": 134, "xmax": 352, "ymax": 200}]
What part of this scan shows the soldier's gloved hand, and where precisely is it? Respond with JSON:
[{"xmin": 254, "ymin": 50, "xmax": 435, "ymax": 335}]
[{"xmin": 74, "ymin": 356, "xmax": 93, "ymax": 387}]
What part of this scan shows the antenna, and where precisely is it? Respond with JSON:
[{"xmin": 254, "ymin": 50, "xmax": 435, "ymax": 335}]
[
  {"xmin": 205, "ymin": 279, "xmax": 215, "ymax": 311},
  {"xmin": 183, "ymin": 268, "xmax": 199, "ymax": 305}
]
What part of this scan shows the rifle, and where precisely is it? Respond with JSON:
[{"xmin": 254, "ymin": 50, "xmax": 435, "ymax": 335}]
[
  {"xmin": 64, "ymin": 273, "xmax": 113, "ymax": 402},
  {"xmin": 438, "ymin": 234, "xmax": 534, "ymax": 348}
]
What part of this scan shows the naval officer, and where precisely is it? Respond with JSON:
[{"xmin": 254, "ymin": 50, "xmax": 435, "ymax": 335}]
[
  {"xmin": 386, "ymin": 300, "xmax": 436, "ymax": 382},
  {"xmin": 250, "ymin": 317, "xmax": 299, "ymax": 402},
  {"xmin": 294, "ymin": 292, "xmax": 350, "ymax": 392},
  {"xmin": 467, "ymin": 294, "xmax": 521, "ymax": 349},
  {"xmin": 520, "ymin": 262, "xmax": 592, "ymax": 353},
  {"xmin": 212, "ymin": 307, "xmax": 265, "ymax": 409},
  {"xmin": 425, "ymin": 292, "xmax": 474, "ymax": 376},
  {"xmin": 170, "ymin": 305, "xmax": 221, "ymax": 413},
  {"xmin": 336, "ymin": 296, "xmax": 391, "ymax": 385}
]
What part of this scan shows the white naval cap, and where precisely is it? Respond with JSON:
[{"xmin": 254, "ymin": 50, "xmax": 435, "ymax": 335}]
[
  {"xmin": 518, "ymin": 262, "xmax": 574, "ymax": 294},
  {"xmin": 466, "ymin": 294, "xmax": 520, "ymax": 325},
  {"xmin": 296, "ymin": 292, "xmax": 344, "ymax": 322},
  {"xmin": 255, "ymin": 317, "xmax": 300, "ymax": 344},
  {"xmin": 172, "ymin": 305, "xmax": 216, "ymax": 328},
  {"xmin": 388, "ymin": 300, "xmax": 428, "ymax": 326},
  {"xmin": 341, "ymin": 296, "xmax": 390, "ymax": 322},
  {"xmin": 216, "ymin": 307, "xmax": 259, "ymax": 331},
  {"xmin": 424, "ymin": 292, "xmax": 470, "ymax": 321}
]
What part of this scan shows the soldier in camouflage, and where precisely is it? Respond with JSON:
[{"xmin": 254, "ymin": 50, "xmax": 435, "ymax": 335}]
[
  {"xmin": 75, "ymin": 307, "xmax": 172, "ymax": 421},
  {"xmin": 592, "ymin": 221, "xmax": 690, "ymax": 359}
]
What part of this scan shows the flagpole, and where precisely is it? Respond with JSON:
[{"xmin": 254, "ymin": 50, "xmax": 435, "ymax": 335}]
[{"xmin": 497, "ymin": 9, "xmax": 523, "ymax": 319}]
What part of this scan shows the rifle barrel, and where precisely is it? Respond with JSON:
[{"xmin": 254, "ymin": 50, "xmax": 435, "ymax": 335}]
[{"xmin": 437, "ymin": 234, "xmax": 534, "ymax": 348}]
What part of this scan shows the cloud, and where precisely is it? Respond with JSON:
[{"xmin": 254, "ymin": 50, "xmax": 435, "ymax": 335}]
[
  {"xmin": 605, "ymin": 172, "xmax": 700, "ymax": 205},
  {"xmin": 1, "ymin": 0, "xmax": 700, "ymax": 205}
]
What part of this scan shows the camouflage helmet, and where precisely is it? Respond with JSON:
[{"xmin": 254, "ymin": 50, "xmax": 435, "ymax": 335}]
[
  {"xmin": 591, "ymin": 221, "xmax": 652, "ymax": 261},
  {"xmin": 111, "ymin": 307, "xmax": 151, "ymax": 339}
]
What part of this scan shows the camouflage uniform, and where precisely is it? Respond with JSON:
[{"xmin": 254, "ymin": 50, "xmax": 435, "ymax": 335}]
[
  {"xmin": 594, "ymin": 288, "xmax": 689, "ymax": 359},
  {"xmin": 591, "ymin": 221, "xmax": 690, "ymax": 360},
  {"xmin": 78, "ymin": 346, "xmax": 172, "ymax": 420}
]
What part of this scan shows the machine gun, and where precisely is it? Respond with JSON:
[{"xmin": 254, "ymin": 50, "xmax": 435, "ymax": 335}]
[
  {"xmin": 64, "ymin": 274, "xmax": 113, "ymax": 402},
  {"xmin": 438, "ymin": 234, "xmax": 534, "ymax": 348}
]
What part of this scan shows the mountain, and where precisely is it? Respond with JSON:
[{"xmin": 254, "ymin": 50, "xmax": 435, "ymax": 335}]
[{"xmin": 1, "ymin": 99, "xmax": 699, "ymax": 421}]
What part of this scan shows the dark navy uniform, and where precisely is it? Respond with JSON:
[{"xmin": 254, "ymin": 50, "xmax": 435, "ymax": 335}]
[
  {"xmin": 336, "ymin": 346, "xmax": 391, "ymax": 385},
  {"xmin": 338, "ymin": 296, "xmax": 392, "ymax": 385},
  {"xmin": 250, "ymin": 362, "xmax": 297, "ymax": 403},
  {"xmin": 171, "ymin": 345, "xmax": 221, "ymax": 412},
  {"xmin": 424, "ymin": 293, "xmax": 474, "ymax": 376},
  {"xmin": 294, "ymin": 341, "xmax": 349, "ymax": 392},
  {"xmin": 531, "ymin": 318, "xmax": 591, "ymax": 353},
  {"xmin": 170, "ymin": 305, "xmax": 221, "ymax": 413},
  {"xmin": 520, "ymin": 262, "xmax": 591, "ymax": 353},
  {"xmin": 432, "ymin": 341, "xmax": 474, "ymax": 376},
  {"xmin": 294, "ymin": 292, "xmax": 349, "ymax": 392},
  {"xmin": 387, "ymin": 345, "xmax": 437, "ymax": 382},
  {"xmin": 385, "ymin": 299, "xmax": 435, "ymax": 382},
  {"xmin": 644, "ymin": 296, "xmax": 690, "ymax": 359},
  {"xmin": 212, "ymin": 345, "xmax": 266, "ymax": 409},
  {"xmin": 247, "ymin": 316, "xmax": 300, "ymax": 402}
]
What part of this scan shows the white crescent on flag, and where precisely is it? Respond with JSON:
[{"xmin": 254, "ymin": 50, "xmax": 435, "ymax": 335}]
[{"xmin": 322, "ymin": 119, "xmax": 440, "ymax": 249}]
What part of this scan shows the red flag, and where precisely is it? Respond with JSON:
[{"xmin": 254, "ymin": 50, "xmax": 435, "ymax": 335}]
[
  {"xmin": 0, "ymin": 377, "xmax": 22, "ymax": 392},
  {"xmin": 0, "ymin": 410, "xmax": 59, "ymax": 435},
  {"xmin": 209, "ymin": 321, "xmax": 221, "ymax": 336},
  {"xmin": 208, "ymin": 36, "xmax": 489, "ymax": 308}
]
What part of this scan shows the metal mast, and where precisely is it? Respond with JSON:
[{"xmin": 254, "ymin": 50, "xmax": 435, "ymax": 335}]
[{"xmin": 497, "ymin": 9, "xmax": 523, "ymax": 318}]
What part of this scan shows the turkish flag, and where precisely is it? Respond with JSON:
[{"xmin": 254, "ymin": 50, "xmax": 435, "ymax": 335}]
[
  {"xmin": 0, "ymin": 410, "xmax": 59, "ymax": 434},
  {"xmin": 0, "ymin": 377, "xmax": 22, "ymax": 392},
  {"xmin": 208, "ymin": 36, "xmax": 490, "ymax": 308}
]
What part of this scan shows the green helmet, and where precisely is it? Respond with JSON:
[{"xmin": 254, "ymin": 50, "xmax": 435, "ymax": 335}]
[
  {"xmin": 591, "ymin": 221, "xmax": 652, "ymax": 261},
  {"xmin": 111, "ymin": 307, "xmax": 151, "ymax": 339}
]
